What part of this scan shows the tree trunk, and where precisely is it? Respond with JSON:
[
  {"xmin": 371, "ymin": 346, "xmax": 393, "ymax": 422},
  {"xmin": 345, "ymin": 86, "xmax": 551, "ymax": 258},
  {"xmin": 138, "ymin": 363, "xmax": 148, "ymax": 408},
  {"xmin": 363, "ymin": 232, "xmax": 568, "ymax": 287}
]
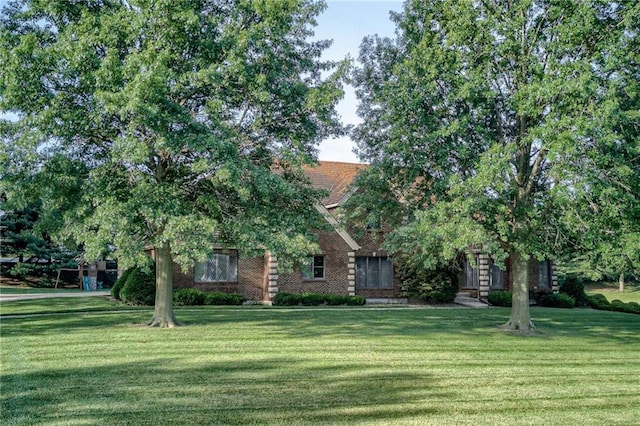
[
  {"xmin": 619, "ymin": 273, "xmax": 625, "ymax": 293},
  {"xmin": 148, "ymin": 240, "xmax": 181, "ymax": 328},
  {"xmin": 503, "ymin": 251, "xmax": 535, "ymax": 333}
]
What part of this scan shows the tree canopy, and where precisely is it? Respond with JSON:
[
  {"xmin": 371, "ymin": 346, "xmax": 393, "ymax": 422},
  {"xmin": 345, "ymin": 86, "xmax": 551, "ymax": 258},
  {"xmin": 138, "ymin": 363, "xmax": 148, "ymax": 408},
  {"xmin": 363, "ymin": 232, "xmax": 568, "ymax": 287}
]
[
  {"xmin": 351, "ymin": 0, "xmax": 640, "ymax": 331},
  {"xmin": 0, "ymin": 200, "xmax": 79, "ymax": 283},
  {"xmin": 1, "ymin": 0, "xmax": 345, "ymax": 326}
]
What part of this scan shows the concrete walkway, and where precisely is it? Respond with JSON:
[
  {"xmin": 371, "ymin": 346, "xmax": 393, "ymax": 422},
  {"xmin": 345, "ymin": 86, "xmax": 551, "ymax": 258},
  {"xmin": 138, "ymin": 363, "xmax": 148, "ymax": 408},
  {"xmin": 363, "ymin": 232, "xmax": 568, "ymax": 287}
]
[
  {"xmin": 0, "ymin": 290, "xmax": 110, "ymax": 302},
  {"xmin": 453, "ymin": 291, "xmax": 489, "ymax": 308}
]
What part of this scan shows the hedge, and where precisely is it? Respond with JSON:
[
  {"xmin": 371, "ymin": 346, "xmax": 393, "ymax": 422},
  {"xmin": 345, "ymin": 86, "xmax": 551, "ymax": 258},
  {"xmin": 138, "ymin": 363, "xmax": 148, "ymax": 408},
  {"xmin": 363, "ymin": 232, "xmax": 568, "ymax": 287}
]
[
  {"xmin": 487, "ymin": 291, "xmax": 512, "ymax": 307},
  {"xmin": 539, "ymin": 293, "xmax": 575, "ymax": 308},
  {"xmin": 120, "ymin": 268, "xmax": 156, "ymax": 306},
  {"xmin": 272, "ymin": 292, "xmax": 366, "ymax": 306},
  {"xmin": 111, "ymin": 268, "xmax": 133, "ymax": 300},
  {"xmin": 173, "ymin": 289, "xmax": 246, "ymax": 306},
  {"xmin": 587, "ymin": 294, "xmax": 640, "ymax": 315}
]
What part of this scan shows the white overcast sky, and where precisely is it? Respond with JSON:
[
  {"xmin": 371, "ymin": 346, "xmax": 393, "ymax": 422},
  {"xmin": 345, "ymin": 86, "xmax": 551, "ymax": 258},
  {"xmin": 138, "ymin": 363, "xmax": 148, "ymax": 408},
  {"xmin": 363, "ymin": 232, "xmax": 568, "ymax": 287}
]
[{"xmin": 0, "ymin": 0, "xmax": 404, "ymax": 164}]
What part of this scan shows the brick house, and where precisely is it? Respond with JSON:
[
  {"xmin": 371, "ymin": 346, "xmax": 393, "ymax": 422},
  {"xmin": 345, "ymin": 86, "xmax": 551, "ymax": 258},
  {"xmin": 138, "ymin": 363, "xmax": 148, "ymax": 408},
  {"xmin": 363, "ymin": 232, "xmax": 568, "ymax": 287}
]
[
  {"xmin": 459, "ymin": 252, "xmax": 559, "ymax": 300},
  {"xmin": 172, "ymin": 161, "xmax": 403, "ymax": 303},
  {"xmin": 171, "ymin": 160, "xmax": 557, "ymax": 303}
]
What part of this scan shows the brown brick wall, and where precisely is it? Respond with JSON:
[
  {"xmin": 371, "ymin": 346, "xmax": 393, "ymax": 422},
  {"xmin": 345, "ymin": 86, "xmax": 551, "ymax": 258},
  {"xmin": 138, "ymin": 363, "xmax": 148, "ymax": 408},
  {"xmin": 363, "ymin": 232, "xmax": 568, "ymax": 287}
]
[
  {"xmin": 352, "ymin": 227, "xmax": 402, "ymax": 298},
  {"xmin": 172, "ymin": 255, "xmax": 265, "ymax": 301},
  {"xmin": 277, "ymin": 231, "xmax": 352, "ymax": 295},
  {"xmin": 170, "ymin": 224, "xmax": 402, "ymax": 300}
]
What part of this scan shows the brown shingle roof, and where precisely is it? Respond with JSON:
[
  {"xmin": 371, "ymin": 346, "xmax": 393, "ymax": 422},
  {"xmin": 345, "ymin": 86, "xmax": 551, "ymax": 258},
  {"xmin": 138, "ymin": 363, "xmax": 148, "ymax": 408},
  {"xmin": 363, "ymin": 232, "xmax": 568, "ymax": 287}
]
[{"xmin": 303, "ymin": 161, "xmax": 368, "ymax": 207}]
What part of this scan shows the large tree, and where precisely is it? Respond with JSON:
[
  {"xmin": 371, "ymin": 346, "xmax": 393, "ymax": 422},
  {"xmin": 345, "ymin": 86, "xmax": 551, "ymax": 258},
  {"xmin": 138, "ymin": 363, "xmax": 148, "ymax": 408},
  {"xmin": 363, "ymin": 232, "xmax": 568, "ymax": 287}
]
[
  {"xmin": 351, "ymin": 0, "xmax": 640, "ymax": 331},
  {"xmin": 1, "ymin": 0, "xmax": 345, "ymax": 327}
]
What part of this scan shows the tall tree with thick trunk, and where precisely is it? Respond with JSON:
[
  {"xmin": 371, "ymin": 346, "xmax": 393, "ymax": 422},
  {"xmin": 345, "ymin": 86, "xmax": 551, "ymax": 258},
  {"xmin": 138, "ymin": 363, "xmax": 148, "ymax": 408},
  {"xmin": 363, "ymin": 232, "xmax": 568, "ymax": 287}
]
[
  {"xmin": 351, "ymin": 0, "xmax": 639, "ymax": 332},
  {"xmin": 1, "ymin": 0, "xmax": 345, "ymax": 327}
]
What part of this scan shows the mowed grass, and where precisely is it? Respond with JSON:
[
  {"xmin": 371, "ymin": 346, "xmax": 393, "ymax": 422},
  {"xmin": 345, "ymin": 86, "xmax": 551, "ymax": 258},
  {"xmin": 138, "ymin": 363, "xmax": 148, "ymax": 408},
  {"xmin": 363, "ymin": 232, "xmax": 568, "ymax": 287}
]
[
  {"xmin": 0, "ymin": 285, "xmax": 84, "ymax": 294},
  {"xmin": 586, "ymin": 283, "xmax": 640, "ymax": 304},
  {"xmin": 1, "ymin": 300, "xmax": 639, "ymax": 425},
  {"xmin": 0, "ymin": 296, "xmax": 134, "ymax": 316}
]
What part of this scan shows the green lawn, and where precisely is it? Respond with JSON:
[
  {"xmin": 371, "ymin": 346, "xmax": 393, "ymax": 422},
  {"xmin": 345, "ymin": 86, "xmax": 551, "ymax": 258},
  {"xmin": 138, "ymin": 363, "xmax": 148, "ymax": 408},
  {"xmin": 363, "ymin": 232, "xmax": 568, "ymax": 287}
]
[
  {"xmin": 586, "ymin": 283, "xmax": 640, "ymax": 304},
  {"xmin": 1, "ymin": 300, "xmax": 639, "ymax": 425},
  {"xmin": 0, "ymin": 296, "xmax": 130, "ymax": 316},
  {"xmin": 0, "ymin": 285, "xmax": 85, "ymax": 294}
]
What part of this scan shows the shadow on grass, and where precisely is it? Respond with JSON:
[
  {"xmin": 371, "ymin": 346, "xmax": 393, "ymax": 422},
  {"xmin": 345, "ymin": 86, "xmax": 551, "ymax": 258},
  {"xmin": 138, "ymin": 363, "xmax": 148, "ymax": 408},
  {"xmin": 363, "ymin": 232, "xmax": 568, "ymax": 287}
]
[
  {"xmin": 528, "ymin": 307, "xmax": 640, "ymax": 344},
  {"xmin": 1, "ymin": 357, "xmax": 448, "ymax": 424},
  {"xmin": 0, "ymin": 296, "xmax": 128, "ymax": 317},
  {"xmin": 2, "ymin": 305, "xmax": 639, "ymax": 345},
  {"xmin": 177, "ymin": 306, "xmax": 640, "ymax": 343}
]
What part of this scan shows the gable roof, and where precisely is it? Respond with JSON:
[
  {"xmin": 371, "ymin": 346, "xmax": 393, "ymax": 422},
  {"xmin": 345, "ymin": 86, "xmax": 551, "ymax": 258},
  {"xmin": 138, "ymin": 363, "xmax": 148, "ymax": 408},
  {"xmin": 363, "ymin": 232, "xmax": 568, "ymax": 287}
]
[{"xmin": 303, "ymin": 161, "xmax": 368, "ymax": 208}]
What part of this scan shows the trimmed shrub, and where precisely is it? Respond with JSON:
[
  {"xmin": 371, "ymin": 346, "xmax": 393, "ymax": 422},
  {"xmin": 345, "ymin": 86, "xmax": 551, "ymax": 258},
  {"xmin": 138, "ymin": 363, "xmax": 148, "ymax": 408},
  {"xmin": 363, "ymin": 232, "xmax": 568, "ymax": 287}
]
[
  {"xmin": 111, "ymin": 269, "xmax": 132, "ymax": 300},
  {"xmin": 623, "ymin": 301, "xmax": 640, "ymax": 314},
  {"xmin": 588, "ymin": 293, "xmax": 611, "ymax": 310},
  {"xmin": 272, "ymin": 292, "xmax": 302, "ymax": 306},
  {"xmin": 325, "ymin": 294, "xmax": 349, "ymax": 306},
  {"xmin": 396, "ymin": 258, "xmax": 458, "ymax": 304},
  {"xmin": 204, "ymin": 292, "xmax": 245, "ymax": 306},
  {"xmin": 587, "ymin": 294, "xmax": 640, "ymax": 315},
  {"xmin": 225, "ymin": 293, "xmax": 246, "ymax": 306},
  {"xmin": 609, "ymin": 299, "xmax": 627, "ymax": 312},
  {"xmin": 531, "ymin": 288, "xmax": 552, "ymax": 305},
  {"xmin": 301, "ymin": 292, "xmax": 325, "ymax": 306},
  {"xmin": 173, "ymin": 288, "xmax": 205, "ymax": 306},
  {"xmin": 272, "ymin": 292, "xmax": 365, "ymax": 306},
  {"xmin": 346, "ymin": 295, "xmax": 366, "ymax": 306},
  {"xmin": 488, "ymin": 291, "xmax": 512, "ymax": 307},
  {"xmin": 560, "ymin": 276, "xmax": 589, "ymax": 306},
  {"xmin": 539, "ymin": 293, "xmax": 575, "ymax": 308},
  {"xmin": 120, "ymin": 268, "xmax": 156, "ymax": 306}
]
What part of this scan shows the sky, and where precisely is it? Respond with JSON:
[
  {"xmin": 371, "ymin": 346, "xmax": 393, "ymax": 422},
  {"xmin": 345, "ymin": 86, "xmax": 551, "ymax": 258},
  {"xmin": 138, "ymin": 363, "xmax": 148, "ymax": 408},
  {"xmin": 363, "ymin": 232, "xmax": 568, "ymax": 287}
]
[
  {"xmin": 0, "ymin": 0, "xmax": 403, "ymax": 164},
  {"xmin": 315, "ymin": 1, "xmax": 403, "ymax": 163}
]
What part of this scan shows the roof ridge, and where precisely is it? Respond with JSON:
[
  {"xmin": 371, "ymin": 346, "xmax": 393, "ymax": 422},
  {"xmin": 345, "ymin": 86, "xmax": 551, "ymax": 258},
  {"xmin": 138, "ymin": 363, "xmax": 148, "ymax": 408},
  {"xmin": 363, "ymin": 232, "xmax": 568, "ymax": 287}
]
[
  {"xmin": 313, "ymin": 160, "xmax": 368, "ymax": 166},
  {"xmin": 302, "ymin": 161, "xmax": 367, "ymax": 207}
]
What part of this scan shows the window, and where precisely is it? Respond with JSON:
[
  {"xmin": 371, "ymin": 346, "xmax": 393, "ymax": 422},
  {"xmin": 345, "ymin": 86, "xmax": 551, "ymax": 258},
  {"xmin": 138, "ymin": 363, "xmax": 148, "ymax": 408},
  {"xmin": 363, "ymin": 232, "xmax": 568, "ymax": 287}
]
[
  {"xmin": 538, "ymin": 260, "xmax": 551, "ymax": 289},
  {"xmin": 462, "ymin": 255, "xmax": 479, "ymax": 289},
  {"xmin": 356, "ymin": 256, "xmax": 393, "ymax": 289},
  {"xmin": 302, "ymin": 256, "xmax": 325, "ymax": 280},
  {"xmin": 490, "ymin": 261, "xmax": 504, "ymax": 290},
  {"xmin": 195, "ymin": 252, "xmax": 238, "ymax": 283}
]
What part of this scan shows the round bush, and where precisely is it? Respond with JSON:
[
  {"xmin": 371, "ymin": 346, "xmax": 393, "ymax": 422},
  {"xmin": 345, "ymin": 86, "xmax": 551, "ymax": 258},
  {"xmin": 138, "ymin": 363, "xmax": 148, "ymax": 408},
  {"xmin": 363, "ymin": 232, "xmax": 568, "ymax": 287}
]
[
  {"xmin": 301, "ymin": 292, "xmax": 325, "ymax": 306},
  {"xmin": 272, "ymin": 292, "xmax": 302, "ymax": 306},
  {"xmin": 325, "ymin": 294, "xmax": 349, "ymax": 306},
  {"xmin": 173, "ymin": 288, "xmax": 205, "ymax": 306},
  {"xmin": 554, "ymin": 293, "xmax": 576, "ymax": 308},
  {"xmin": 111, "ymin": 268, "xmax": 133, "ymax": 300},
  {"xmin": 559, "ymin": 276, "xmax": 589, "ymax": 306},
  {"xmin": 623, "ymin": 301, "xmax": 640, "ymax": 314},
  {"xmin": 204, "ymin": 292, "xmax": 245, "ymax": 305},
  {"xmin": 488, "ymin": 291, "xmax": 512, "ymax": 307},
  {"xmin": 609, "ymin": 299, "xmax": 627, "ymax": 312},
  {"xmin": 120, "ymin": 268, "xmax": 156, "ymax": 306},
  {"xmin": 224, "ymin": 293, "xmax": 246, "ymax": 305},
  {"xmin": 588, "ymin": 293, "xmax": 611, "ymax": 310},
  {"xmin": 346, "ymin": 295, "xmax": 366, "ymax": 306},
  {"xmin": 396, "ymin": 256, "xmax": 459, "ymax": 304},
  {"xmin": 540, "ymin": 293, "xmax": 575, "ymax": 308}
]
